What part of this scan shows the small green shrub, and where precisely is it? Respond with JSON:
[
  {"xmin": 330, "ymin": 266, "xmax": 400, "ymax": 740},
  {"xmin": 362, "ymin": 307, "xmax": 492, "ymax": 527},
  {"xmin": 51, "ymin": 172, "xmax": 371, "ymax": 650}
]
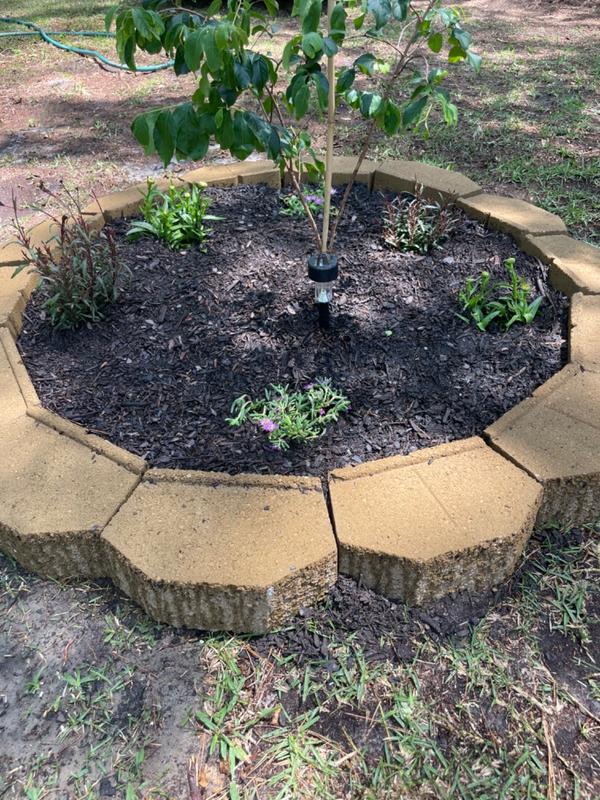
[
  {"xmin": 227, "ymin": 379, "xmax": 350, "ymax": 450},
  {"xmin": 383, "ymin": 189, "xmax": 457, "ymax": 254},
  {"xmin": 127, "ymin": 181, "xmax": 221, "ymax": 250},
  {"xmin": 458, "ymin": 258, "xmax": 543, "ymax": 332},
  {"xmin": 12, "ymin": 191, "xmax": 129, "ymax": 331},
  {"xmin": 280, "ymin": 185, "xmax": 337, "ymax": 219}
]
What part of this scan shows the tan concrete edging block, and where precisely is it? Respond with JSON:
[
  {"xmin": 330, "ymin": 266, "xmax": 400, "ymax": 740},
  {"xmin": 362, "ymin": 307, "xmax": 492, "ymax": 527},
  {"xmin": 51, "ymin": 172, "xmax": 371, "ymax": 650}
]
[
  {"xmin": 100, "ymin": 469, "xmax": 337, "ymax": 632},
  {"xmin": 0, "ymin": 265, "xmax": 38, "ymax": 301},
  {"xmin": 521, "ymin": 233, "xmax": 600, "ymax": 296},
  {"xmin": 0, "ymin": 291, "xmax": 26, "ymax": 337},
  {"xmin": 0, "ymin": 416, "xmax": 141, "ymax": 580},
  {"xmin": 181, "ymin": 164, "xmax": 239, "ymax": 187},
  {"xmin": 330, "ymin": 437, "xmax": 542, "ymax": 604},
  {"xmin": 486, "ymin": 366, "xmax": 600, "ymax": 526},
  {"xmin": 569, "ymin": 293, "xmax": 600, "ymax": 372},
  {"xmin": 373, "ymin": 160, "xmax": 481, "ymax": 203},
  {"xmin": 235, "ymin": 160, "xmax": 281, "ymax": 188},
  {"xmin": 457, "ymin": 194, "xmax": 567, "ymax": 247},
  {"xmin": 0, "ymin": 327, "xmax": 40, "ymax": 409},
  {"xmin": 27, "ymin": 406, "xmax": 147, "ymax": 475},
  {"xmin": 0, "ymin": 328, "xmax": 28, "ymax": 423}
]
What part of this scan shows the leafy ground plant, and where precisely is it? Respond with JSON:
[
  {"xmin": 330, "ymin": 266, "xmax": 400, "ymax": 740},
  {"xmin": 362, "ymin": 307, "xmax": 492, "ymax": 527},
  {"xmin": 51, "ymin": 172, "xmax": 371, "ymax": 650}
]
[
  {"xmin": 382, "ymin": 187, "xmax": 457, "ymax": 253},
  {"xmin": 458, "ymin": 257, "xmax": 542, "ymax": 331},
  {"xmin": 227, "ymin": 379, "xmax": 350, "ymax": 449},
  {"xmin": 127, "ymin": 180, "xmax": 221, "ymax": 250},
  {"xmin": 12, "ymin": 189, "xmax": 128, "ymax": 331}
]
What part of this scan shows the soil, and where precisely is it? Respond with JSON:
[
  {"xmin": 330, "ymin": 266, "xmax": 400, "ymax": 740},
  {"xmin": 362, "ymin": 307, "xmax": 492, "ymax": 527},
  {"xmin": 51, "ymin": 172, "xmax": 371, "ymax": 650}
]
[{"xmin": 18, "ymin": 183, "xmax": 568, "ymax": 478}]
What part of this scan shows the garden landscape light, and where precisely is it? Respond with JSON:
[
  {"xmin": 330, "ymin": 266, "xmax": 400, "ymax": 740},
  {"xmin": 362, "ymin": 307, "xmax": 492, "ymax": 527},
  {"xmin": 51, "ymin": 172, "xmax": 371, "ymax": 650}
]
[{"xmin": 308, "ymin": 253, "xmax": 338, "ymax": 330}]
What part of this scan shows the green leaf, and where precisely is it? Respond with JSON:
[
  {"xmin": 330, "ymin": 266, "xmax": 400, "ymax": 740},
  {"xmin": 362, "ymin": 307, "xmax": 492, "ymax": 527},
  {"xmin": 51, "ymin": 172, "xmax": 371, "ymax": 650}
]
[
  {"xmin": 312, "ymin": 71, "xmax": 329, "ymax": 110},
  {"xmin": 382, "ymin": 99, "xmax": 401, "ymax": 134},
  {"xmin": 428, "ymin": 32, "xmax": 443, "ymax": 53},
  {"xmin": 448, "ymin": 44, "xmax": 467, "ymax": 63},
  {"xmin": 234, "ymin": 61, "xmax": 252, "ymax": 89},
  {"xmin": 402, "ymin": 95, "xmax": 428, "ymax": 127},
  {"xmin": 131, "ymin": 7, "xmax": 154, "ymax": 40},
  {"xmin": 294, "ymin": 83, "xmax": 310, "ymax": 118},
  {"xmin": 214, "ymin": 23, "xmax": 229, "ymax": 51},
  {"xmin": 131, "ymin": 112, "xmax": 157, "ymax": 154},
  {"xmin": 467, "ymin": 50, "xmax": 482, "ymax": 72},
  {"xmin": 302, "ymin": 31, "xmax": 324, "ymax": 59},
  {"xmin": 366, "ymin": 0, "xmax": 390, "ymax": 29},
  {"xmin": 323, "ymin": 36, "xmax": 338, "ymax": 56},
  {"xmin": 329, "ymin": 3, "xmax": 346, "ymax": 43},
  {"xmin": 282, "ymin": 37, "xmax": 301, "ymax": 70},
  {"xmin": 359, "ymin": 92, "xmax": 383, "ymax": 118},
  {"xmin": 104, "ymin": 4, "xmax": 118, "ymax": 31},
  {"xmin": 453, "ymin": 27, "xmax": 472, "ymax": 50},
  {"xmin": 336, "ymin": 67, "xmax": 355, "ymax": 93},
  {"xmin": 184, "ymin": 29, "xmax": 204, "ymax": 71},
  {"xmin": 153, "ymin": 111, "xmax": 175, "ymax": 166},
  {"xmin": 354, "ymin": 53, "xmax": 377, "ymax": 75},
  {"xmin": 205, "ymin": 0, "xmax": 222, "ymax": 14},
  {"xmin": 390, "ymin": 0, "xmax": 409, "ymax": 21},
  {"xmin": 302, "ymin": 0, "xmax": 322, "ymax": 34},
  {"xmin": 202, "ymin": 30, "xmax": 222, "ymax": 72}
]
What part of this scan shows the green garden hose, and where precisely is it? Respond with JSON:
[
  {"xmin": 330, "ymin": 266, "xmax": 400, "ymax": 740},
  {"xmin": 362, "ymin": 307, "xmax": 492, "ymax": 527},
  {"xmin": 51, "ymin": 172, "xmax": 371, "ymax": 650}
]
[{"xmin": 0, "ymin": 15, "xmax": 175, "ymax": 72}]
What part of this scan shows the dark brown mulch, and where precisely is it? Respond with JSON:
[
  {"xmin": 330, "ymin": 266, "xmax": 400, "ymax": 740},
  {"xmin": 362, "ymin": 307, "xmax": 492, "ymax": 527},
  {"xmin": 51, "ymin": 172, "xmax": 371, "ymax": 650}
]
[{"xmin": 18, "ymin": 183, "xmax": 567, "ymax": 478}]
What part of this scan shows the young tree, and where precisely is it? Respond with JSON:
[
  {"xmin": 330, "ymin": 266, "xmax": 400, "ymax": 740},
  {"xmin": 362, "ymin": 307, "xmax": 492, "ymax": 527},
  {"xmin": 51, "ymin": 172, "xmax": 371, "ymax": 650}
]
[{"xmin": 109, "ymin": 0, "xmax": 479, "ymax": 303}]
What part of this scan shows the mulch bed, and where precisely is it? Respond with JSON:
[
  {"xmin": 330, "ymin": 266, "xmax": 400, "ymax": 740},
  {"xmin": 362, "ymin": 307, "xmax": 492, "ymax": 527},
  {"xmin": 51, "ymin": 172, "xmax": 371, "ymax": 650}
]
[{"xmin": 18, "ymin": 183, "xmax": 567, "ymax": 478}]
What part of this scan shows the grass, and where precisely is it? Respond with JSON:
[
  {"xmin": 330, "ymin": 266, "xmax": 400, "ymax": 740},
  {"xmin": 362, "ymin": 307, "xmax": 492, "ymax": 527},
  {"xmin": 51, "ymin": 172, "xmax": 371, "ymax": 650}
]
[{"xmin": 2, "ymin": 523, "xmax": 599, "ymax": 798}]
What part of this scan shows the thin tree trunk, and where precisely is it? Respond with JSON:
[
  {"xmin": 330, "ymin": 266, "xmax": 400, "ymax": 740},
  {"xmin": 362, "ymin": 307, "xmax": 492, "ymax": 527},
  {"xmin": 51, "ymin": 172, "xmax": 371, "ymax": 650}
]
[{"xmin": 321, "ymin": 0, "xmax": 336, "ymax": 254}]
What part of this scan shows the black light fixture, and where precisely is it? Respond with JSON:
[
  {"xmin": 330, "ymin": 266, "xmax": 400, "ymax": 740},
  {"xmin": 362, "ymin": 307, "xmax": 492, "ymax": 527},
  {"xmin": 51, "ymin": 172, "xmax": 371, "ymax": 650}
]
[{"xmin": 308, "ymin": 253, "xmax": 338, "ymax": 330}]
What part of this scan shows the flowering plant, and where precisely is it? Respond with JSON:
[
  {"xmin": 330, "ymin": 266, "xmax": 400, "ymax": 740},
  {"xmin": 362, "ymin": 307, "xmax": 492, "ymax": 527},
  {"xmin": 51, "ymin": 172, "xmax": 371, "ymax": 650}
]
[
  {"xmin": 226, "ymin": 379, "xmax": 350, "ymax": 449},
  {"xmin": 281, "ymin": 186, "xmax": 337, "ymax": 219}
]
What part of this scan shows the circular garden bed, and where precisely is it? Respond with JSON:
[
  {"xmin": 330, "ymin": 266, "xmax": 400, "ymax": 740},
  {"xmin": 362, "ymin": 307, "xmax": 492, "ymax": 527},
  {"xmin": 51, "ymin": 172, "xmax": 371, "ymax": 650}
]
[{"xmin": 18, "ymin": 183, "xmax": 567, "ymax": 478}]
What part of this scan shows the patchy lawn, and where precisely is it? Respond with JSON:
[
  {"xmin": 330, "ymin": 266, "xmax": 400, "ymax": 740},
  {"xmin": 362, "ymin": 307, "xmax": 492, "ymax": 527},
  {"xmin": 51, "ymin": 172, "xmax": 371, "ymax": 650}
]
[
  {"xmin": 1, "ymin": 524, "xmax": 599, "ymax": 798},
  {"xmin": 0, "ymin": 0, "xmax": 599, "ymax": 240}
]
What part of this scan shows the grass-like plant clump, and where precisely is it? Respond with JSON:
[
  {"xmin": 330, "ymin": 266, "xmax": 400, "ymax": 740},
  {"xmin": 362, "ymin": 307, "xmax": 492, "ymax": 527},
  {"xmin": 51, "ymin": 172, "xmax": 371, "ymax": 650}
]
[
  {"xmin": 458, "ymin": 257, "xmax": 543, "ymax": 331},
  {"xmin": 383, "ymin": 189, "xmax": 458, "ymax": 254},
  {"xmin": 127, "ymin": 181, "xmax": 221, "ymax": 250},
  {"xmin": 227, "ymin": 379, "xmax": 350, "ymax": 450},
  {"xmin": 12, "ymin": 190, "xmax": 129, "ymax": 331}
]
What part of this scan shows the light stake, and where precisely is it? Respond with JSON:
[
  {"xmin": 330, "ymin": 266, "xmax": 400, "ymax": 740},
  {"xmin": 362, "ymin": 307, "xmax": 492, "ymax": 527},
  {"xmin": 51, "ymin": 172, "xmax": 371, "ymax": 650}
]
[{"xmin": 308, "ymin": 253, "xmax": 338, "ymax": 330}]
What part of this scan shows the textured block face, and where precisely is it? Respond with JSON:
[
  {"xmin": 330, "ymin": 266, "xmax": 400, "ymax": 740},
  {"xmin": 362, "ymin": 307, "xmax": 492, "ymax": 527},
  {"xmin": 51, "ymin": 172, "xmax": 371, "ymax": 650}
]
[
  {"xmin": 0, "ymin": 416, "xmax": 140, "ymax": 578},
  {"xmin": 373, "ymin": 160, "xmax": 481, "ymax": 202},
  {"xmin": 0, "ymin": 330, "xmax": 27, "ymax": 422},
  {"xmin": 330, "ymin": 438, "xmax": 542, "ymax": 605},
  {"xmin": 457, "ymin": 194, "xmax": 567, "ymax": 245},
  {"xmin": 330, "ymin": 156, "xmax": 380, "ymax": 187},
  {"xmin": 235, "ymin": 160, "xmax": 281, "ymax": 188},
  {"xmin": 101, "ymin": 471, "xmax": 337, "ymax": 632},
  {"xmin": 486, "ymin": 368, "xmax": 600, "ymax": 525},
  {"xmin": 570, "ymin": 294, "xmax": 600, "ymax": 371},
  {"xmin": 522, "ymin": 234, "xmax": 600, "ymax": 295},
  {"xmin": 181, "ymin": 164, "xmax": 239, "ymax": 187}
]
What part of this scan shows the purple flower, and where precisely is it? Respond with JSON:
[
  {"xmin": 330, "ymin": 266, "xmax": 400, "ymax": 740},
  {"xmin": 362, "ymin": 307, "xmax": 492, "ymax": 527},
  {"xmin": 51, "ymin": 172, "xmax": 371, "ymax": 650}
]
[
  {"xmin": 319, "ymin": 408, "xmax": 326, "ymax": 416},
  {"xmin": 259, "ymin": 418, "xmax": 279, "ymax": 433},
  {"xmin": 303, "ymin": 382, "xmax": 315, "ymax": 390},
  {"xmin": 313, "ymin": 197, "xmax": 324, "ymax": 206}
]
